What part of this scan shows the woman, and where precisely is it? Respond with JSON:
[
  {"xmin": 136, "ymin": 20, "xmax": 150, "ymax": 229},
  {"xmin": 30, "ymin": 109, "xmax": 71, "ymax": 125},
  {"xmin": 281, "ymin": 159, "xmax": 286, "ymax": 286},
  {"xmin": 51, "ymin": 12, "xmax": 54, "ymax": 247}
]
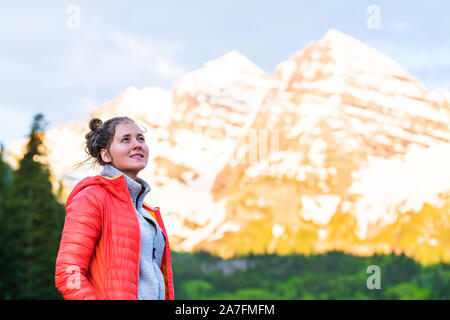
[{"xmin": 55, "ymin": 116, "xmax": 174, "ymax": 300}]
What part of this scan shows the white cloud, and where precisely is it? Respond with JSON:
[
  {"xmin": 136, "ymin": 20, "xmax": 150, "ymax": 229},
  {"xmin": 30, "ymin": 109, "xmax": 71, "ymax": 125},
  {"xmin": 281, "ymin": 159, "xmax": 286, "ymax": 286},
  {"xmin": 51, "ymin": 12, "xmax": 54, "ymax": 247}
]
[
  {"xmin": 65, "ymin": 31, "xmax": 186, "ymax": 88},
  {"xmin": 1, "ymin": 27, "xmax": 187, "ymax": 149}
]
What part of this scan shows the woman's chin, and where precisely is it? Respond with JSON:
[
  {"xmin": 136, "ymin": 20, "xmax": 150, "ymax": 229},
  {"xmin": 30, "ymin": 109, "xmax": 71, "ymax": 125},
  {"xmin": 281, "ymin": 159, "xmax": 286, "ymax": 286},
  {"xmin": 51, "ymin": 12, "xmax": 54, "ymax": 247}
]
[{"xmin": 128, "ymin": 161, "xmax": 147, "ymax": 170}]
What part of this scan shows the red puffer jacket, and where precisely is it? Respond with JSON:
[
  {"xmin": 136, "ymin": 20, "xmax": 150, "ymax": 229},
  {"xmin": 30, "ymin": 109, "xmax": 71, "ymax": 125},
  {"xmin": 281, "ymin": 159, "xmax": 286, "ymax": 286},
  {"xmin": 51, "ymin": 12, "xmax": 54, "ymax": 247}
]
[{"xmin": 55, "ymin": 173, "xmax": 174, "ymax": 300}]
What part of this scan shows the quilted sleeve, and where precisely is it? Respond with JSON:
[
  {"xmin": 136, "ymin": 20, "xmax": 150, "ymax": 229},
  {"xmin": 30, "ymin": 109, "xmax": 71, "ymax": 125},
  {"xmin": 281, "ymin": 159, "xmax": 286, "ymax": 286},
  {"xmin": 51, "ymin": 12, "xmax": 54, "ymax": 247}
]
[{"xmin": 55, "ymin": 187, "xmax": 103, "ymax": 300}]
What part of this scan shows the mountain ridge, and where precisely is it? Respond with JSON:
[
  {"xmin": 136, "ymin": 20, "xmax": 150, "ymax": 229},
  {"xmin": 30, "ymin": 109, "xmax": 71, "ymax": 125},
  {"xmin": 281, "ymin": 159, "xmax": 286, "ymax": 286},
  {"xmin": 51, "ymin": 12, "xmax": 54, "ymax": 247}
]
[{"xmin": 5, "ymin": 29, "xmax": 450, "ymax": 265}]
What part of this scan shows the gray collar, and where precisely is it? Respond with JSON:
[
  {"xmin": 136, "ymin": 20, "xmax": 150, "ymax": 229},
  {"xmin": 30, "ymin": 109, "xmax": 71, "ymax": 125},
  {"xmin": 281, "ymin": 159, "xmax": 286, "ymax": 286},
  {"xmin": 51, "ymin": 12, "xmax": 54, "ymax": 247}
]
[{"xmin": 100, "ymin": 164, "xmax": 151, "ymax": 210}]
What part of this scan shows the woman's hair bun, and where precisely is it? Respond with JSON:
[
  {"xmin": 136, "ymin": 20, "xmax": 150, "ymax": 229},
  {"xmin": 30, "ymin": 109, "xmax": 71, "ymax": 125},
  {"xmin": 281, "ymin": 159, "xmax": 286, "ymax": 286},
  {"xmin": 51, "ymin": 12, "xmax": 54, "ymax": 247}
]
[{"xmin": 89, "ymin": 118, "xmax": 103, "ymax": 131}]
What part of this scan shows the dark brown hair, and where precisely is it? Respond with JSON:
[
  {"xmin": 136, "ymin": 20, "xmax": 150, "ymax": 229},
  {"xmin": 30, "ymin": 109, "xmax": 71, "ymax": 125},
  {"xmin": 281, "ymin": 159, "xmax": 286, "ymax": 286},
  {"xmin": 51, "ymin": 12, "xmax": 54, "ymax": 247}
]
[{"xmin": 74, "ymin": 116, "xmax": 146, "ymax": 170}]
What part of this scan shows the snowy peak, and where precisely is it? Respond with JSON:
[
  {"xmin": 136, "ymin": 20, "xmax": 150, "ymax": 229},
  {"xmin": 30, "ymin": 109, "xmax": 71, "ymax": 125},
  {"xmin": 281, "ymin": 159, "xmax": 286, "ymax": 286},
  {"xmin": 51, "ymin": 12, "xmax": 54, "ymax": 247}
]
[
  {"xmin": 321, "ymin": 29, "xmax": 410, "ymax": 77},
  {"xmin": 173, "ymin": 50, "xmax": 274, "ymax": 100},
  {"xmin": 322, "ymin": 28, "xmax": 366, "ymax": 49},
  {"xmin": 203, "ymin": 50, "xmax": 266, "ymax": 75},
  {"xmin": 273, "ymin": 29, "xmax": 438, "ymax": 117},
  {"xmin": 92, "ymin": 86, "xmax": 173, "ymax": 127},
  {"xmin": 275, "ymin": 29, "xmax": 411, "ymax": 85}
]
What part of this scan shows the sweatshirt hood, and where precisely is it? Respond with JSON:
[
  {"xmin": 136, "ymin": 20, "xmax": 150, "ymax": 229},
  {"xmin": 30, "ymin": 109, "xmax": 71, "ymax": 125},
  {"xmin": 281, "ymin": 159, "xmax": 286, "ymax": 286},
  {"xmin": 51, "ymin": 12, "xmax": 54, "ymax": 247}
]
[{"xmin": 100, "ymin": 164, "xmax": 151, "ymax": 212}]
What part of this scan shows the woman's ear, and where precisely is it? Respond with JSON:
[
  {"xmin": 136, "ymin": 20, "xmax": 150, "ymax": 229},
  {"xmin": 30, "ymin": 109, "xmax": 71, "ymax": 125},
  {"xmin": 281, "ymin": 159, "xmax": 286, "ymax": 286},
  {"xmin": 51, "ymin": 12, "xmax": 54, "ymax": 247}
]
[{"xmin": 100, "ymin": 148, "xmax": 111, "ymax": 164}]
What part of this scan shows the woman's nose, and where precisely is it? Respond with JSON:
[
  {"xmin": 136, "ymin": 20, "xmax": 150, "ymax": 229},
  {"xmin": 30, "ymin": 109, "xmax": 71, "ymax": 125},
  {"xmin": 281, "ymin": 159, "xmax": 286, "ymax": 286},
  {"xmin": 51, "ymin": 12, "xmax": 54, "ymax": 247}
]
[{"xmin": 131, "ymin": 138, "xmax": 142, "ymax": 148}]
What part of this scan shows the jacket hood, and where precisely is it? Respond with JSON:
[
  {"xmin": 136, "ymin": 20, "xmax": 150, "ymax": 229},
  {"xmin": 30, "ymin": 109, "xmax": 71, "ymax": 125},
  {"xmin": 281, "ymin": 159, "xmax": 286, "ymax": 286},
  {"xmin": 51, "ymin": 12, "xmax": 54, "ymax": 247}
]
[{"xmin": 66, "ymin": 174, "xmax": 160, "ymax": 214}]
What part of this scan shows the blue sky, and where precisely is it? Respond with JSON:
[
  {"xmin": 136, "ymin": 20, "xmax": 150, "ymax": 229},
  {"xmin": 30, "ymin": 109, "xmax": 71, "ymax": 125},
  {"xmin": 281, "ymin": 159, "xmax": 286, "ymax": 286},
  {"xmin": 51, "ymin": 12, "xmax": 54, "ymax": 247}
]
[{"xmin": 1, "ymin": 0, "xmax": 449, "ymax": 149}]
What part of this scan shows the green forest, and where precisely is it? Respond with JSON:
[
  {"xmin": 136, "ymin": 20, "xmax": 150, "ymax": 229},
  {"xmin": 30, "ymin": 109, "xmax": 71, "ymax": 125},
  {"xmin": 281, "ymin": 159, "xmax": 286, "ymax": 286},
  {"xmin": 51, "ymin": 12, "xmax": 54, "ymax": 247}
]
[
  {"xmin": 0, "ymin": 113, "xmax": 448, "ymax": 300},
  {"xmin": 171, "ymin": 250, "xmax": 449, "ymax": 300}
]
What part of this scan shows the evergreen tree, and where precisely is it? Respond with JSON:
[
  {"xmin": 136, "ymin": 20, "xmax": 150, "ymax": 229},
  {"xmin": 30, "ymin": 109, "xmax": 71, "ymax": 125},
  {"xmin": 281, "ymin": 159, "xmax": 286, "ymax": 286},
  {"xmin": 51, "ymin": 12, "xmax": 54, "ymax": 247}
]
[
  {"xmin": 1, "ymin": 114, "xmax": 65, "ymax": 299},
  {"xmin": 0, "ymin": 142, "xmax": 14, "ymax": 297},
  {"xmin": 0, "ymin": 142, "xmax": 13, "ymax": 218}
]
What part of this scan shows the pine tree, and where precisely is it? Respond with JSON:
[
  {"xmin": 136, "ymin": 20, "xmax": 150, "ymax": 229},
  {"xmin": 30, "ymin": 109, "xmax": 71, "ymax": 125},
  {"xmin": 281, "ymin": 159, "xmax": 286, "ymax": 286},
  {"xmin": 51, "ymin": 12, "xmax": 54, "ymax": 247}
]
[
  {"xmin": 0, "ymin": 142, "xmax": 13, "ymax": 219},
  {"xmin": 1, "ymin": 113, "xmax": 65, "ymax": 299},
  {"xmin": 0, "ymin": 142, "xmax": 14, "ymax": 297}
]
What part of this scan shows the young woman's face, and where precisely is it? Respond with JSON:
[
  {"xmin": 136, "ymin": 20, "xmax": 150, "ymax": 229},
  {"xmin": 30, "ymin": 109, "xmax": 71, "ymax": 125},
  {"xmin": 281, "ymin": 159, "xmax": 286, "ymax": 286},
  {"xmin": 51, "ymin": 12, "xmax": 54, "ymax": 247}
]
[{"xmin": 100, "ymin": 122, "xmax": 149, "ymax": 180}]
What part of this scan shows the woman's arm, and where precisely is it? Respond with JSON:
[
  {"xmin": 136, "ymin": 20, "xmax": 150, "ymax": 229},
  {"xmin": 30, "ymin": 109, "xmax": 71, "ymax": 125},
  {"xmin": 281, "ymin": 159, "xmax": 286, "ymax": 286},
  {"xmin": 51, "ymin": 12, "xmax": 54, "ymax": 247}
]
[{"xmin": 55, "ymin": 187, "xmax": 102, "ymax": 300}]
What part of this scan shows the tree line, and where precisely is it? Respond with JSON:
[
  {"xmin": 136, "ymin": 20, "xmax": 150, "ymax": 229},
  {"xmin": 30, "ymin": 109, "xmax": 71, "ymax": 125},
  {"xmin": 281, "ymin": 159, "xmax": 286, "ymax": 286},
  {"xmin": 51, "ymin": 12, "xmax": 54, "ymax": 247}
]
[
  {"xmin": 0, "ymin": 113, "xmax": 65, "ymax": 299},
  {"xmin": 172, "ymin": 250, "xmax": 449, "ymax": 299}
]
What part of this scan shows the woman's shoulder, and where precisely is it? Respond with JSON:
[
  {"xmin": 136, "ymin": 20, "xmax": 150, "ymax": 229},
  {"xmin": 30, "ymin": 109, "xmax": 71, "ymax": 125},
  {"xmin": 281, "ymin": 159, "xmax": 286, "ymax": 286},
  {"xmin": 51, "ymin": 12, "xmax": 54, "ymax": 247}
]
[
  {"xmin": 68, "ymin": 179, "xmax": 109, "ymax": 205},
  {"xmin": 80, "ymin": 184, "xmax": 108, "ymax": 195},
  {"xmin": 77, "ymin": 182, "xmax": 108, "ymax": 194}
]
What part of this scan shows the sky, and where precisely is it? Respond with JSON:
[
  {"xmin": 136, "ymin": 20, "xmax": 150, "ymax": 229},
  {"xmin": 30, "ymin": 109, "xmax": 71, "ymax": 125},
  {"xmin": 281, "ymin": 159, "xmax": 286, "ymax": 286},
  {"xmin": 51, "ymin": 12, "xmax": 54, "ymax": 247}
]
[{"xmin": 1, "ymin": 0, "xmax": 449, "ymax": 149}]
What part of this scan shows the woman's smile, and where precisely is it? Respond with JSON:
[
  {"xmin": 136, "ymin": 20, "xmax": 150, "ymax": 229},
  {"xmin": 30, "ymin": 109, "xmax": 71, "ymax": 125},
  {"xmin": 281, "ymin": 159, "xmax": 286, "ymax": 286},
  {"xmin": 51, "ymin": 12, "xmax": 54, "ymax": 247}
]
[{"xmin": 130, "ymin": 153, "xmax": 145, "ymax": 160}]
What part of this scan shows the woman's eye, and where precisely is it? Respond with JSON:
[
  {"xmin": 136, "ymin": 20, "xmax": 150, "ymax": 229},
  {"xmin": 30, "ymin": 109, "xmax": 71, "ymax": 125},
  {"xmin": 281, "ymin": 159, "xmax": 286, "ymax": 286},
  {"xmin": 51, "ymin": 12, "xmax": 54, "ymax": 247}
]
[{"xmin": 121, "ymin": 137, "xmax": 144, "ymax": 142}]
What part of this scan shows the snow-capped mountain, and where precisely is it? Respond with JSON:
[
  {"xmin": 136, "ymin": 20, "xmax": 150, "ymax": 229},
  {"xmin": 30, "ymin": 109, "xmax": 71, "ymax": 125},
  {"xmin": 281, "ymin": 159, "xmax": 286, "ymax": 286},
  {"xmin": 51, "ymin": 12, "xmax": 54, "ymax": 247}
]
[
  {"xmin": 207, "ymin": 29, "xmax": 450, "ymax": 263},
  {"xmin": 5, "ymin": 29, "xmax": 450, "ymax": 264}
]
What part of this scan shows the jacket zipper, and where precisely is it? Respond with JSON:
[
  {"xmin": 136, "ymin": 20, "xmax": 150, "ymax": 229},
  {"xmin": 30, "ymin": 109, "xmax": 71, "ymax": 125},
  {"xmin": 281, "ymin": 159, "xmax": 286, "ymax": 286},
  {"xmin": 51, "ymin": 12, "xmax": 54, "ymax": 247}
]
[
  {"xmin": 131, "ymin": 186, "xmax": 162, "ymax": 299},
  {"xmin": 154, "ymin": 209, "xmax": 168, "ymax": 300},
  {"xmin": 132, "ymin": 182, "xmax": 148, "ymax": 298}
]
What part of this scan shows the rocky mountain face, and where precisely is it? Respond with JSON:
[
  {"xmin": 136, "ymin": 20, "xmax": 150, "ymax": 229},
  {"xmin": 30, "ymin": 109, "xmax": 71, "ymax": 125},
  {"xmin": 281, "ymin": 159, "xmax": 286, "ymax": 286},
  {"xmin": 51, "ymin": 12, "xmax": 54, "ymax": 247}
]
[
  {"xmin": 204, "ymin": 30, "xmax": 450, "ymax": 264},
  {"xmin": 6, "ymin": 29, "xmax": 450, "ymax": 265}
]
